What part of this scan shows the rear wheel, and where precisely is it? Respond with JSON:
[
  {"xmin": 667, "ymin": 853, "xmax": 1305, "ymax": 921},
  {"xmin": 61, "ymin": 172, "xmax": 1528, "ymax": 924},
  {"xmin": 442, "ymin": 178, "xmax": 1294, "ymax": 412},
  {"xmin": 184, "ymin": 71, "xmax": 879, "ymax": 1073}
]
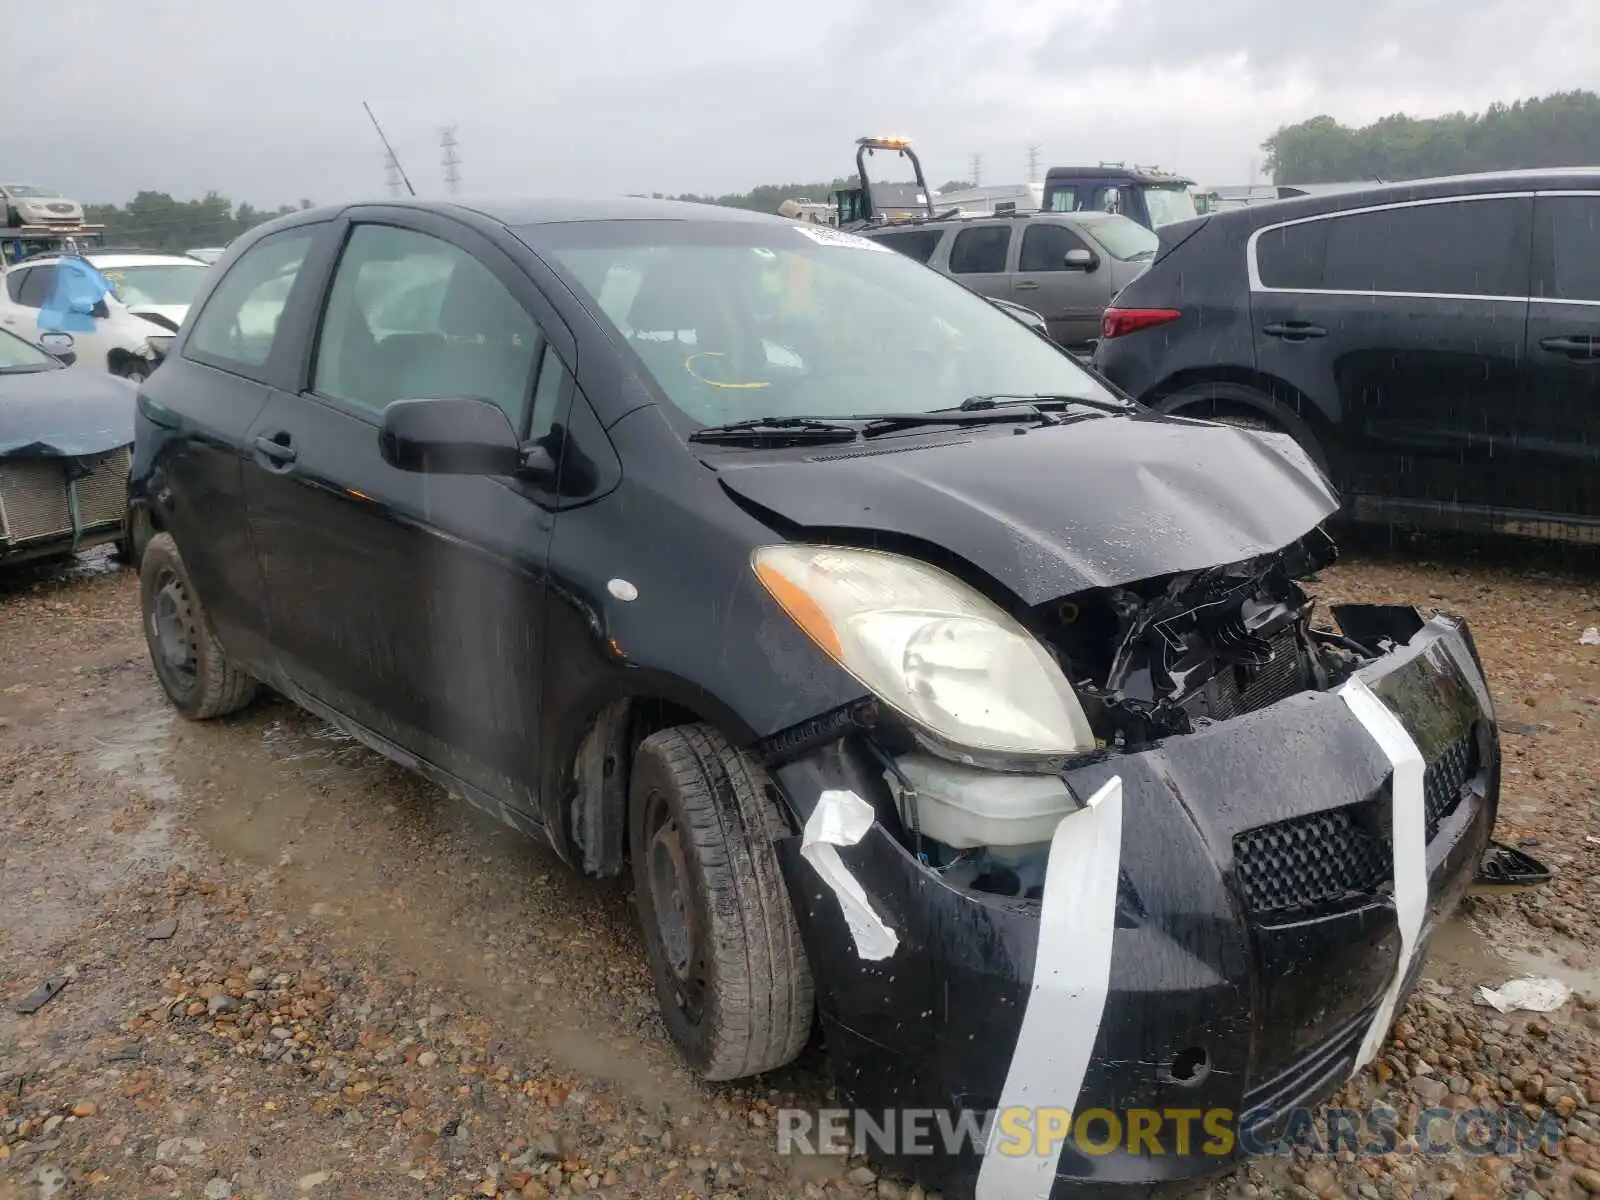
[
  {"xmin": 117, "ymin": 360, "xmax": 150, "ymax": 384},
  {"xmin": 139, "ymin": 533, "xmax": 258, "ymax": 719},
  {"xmin": 629, "ymin": 724, "xmax": 814, "ymax": 1081},
  {"xmin": 1160, "ymin": 381, "xmax": 1328, "ymax": 473}
]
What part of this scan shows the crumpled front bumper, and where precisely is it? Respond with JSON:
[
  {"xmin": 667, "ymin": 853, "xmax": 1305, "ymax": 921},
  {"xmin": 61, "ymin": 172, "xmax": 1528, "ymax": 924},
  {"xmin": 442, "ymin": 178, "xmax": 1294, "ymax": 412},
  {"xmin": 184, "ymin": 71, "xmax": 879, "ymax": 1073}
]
[{"xmin": 772, "ymin": 608, "xmax": 1499, "ymax": 1200}]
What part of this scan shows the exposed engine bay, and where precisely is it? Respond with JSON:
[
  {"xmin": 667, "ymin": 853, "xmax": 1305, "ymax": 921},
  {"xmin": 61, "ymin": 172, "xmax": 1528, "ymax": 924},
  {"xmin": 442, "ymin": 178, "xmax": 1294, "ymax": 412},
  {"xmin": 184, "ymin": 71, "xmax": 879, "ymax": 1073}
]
[
  {"xmin": 1040, "ymin": 527, "xmax": 1373, "ymax": 747},
  {"xmin": 872, "ymin": 529, "xmax": 1399, "ymax": 899}
]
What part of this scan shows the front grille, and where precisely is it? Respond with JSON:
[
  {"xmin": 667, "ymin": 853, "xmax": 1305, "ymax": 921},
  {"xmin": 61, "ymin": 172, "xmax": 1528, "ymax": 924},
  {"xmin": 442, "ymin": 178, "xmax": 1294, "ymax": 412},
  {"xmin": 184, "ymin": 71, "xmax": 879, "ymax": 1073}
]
[
  {"xmin": 1425, "ymin": 730, "xmax": 1479, "ymax": 841},
  {"xmin": 0, "ymin": 448, "xmax": 129, "ymax": 544},
  {"xmin": 1234, "ymin": 804, "xmax": 1389, "ymax": 918}
]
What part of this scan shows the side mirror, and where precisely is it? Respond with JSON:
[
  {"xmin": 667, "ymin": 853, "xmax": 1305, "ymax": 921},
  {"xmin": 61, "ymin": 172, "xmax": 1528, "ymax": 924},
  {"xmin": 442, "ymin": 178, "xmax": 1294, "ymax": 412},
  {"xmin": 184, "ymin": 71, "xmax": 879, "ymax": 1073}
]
[
  {"xmin": 1064, "ymin": 248, "xmax": 1099, "ymax": 272},
  {"xmin": 92, "ymin": 298, "xmax": 111, "ymax": 320},
  {"xmin": 379, "ymin": 396, "xmax": 549, "ymax": 478},
  {"xmin": 39, "ymin": 331, "xmax": 76, "ymax": 365}
]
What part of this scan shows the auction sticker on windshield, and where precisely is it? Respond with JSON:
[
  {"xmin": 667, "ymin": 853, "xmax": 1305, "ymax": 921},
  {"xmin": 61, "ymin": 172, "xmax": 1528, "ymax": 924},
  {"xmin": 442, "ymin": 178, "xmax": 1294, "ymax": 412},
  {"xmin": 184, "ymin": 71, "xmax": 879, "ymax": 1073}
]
[{"xmin": 792, "ymin": 225, "xmax": 891, "ymax": 251}]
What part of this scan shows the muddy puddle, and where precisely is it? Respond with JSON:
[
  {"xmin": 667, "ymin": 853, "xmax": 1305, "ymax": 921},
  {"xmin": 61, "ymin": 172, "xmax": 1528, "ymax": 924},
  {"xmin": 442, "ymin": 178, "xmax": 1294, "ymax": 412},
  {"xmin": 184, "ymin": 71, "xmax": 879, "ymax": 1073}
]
[{"xmin": 1429, "ymin": 902, "xmax": 1600, "ymax": 1001}]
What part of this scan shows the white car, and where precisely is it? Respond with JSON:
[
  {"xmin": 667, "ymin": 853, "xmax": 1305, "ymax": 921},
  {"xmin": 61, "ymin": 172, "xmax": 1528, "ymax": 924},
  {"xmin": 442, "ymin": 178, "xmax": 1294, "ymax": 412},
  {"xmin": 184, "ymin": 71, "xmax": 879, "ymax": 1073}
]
[
  {"xmin": 186, "ymin": 247, "xmax": 226, "ymax": 264},
  {"xmin": 0, "ymin": 251, "xmax": 211, "ymax": 381},
  {"xmin": 0, "ymin": 183, "xmax": 84, "ymax": 227}
]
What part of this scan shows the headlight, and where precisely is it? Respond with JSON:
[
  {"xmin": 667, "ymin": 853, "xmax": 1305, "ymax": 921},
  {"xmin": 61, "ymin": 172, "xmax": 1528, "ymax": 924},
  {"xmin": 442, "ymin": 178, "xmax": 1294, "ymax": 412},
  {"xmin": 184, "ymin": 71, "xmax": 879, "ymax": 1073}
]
[
  {"xmin": 145, "ymin": 335, "xmax": 173, "ymax": 359},
  {"xmin": 753, "ymin": 544, "xmax": 1096, "ymax": 759}
]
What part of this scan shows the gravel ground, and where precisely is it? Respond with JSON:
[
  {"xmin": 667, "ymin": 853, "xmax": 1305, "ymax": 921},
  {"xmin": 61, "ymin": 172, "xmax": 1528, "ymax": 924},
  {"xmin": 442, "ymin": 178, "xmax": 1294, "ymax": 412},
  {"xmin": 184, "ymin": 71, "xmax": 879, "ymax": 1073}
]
[{"xmin": 1, "ymin": 536, "xmax": 1597, "ymax": 1200}]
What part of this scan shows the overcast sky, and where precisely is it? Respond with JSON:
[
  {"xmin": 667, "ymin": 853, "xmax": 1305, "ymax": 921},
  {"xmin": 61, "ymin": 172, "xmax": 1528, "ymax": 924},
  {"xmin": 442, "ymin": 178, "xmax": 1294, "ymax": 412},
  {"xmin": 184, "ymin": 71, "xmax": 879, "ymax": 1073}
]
[{"xmin": 6, "ymin": 0, "xmax": 1596, "ymax": 209}]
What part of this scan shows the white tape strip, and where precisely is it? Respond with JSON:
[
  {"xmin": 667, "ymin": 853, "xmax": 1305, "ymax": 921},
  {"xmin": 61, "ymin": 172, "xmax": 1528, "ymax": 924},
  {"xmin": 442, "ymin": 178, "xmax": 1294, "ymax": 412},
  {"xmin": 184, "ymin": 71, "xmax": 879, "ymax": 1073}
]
[
  {"xmin": 1339, "ymin": 675, "xmax": 1428, "ymax": 1072},
  {"xmin": 976, "ymin": 776, "xmax": 1124, "ymax": 1200},
  {"xmin": 800, "ymin": 789, "xmax": 899, "ymax": 961}
]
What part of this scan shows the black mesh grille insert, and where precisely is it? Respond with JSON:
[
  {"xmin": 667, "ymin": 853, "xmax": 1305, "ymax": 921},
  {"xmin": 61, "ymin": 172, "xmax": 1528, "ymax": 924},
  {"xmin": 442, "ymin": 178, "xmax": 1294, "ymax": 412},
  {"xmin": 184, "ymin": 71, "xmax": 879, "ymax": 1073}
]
[
  {"xmin": 1425, "ymin": 730, "xmax": 1478, "ymax": 841},
  {"xmin": 1234, "ymin": 805, "xmax": 1388, "ymax": 918}
]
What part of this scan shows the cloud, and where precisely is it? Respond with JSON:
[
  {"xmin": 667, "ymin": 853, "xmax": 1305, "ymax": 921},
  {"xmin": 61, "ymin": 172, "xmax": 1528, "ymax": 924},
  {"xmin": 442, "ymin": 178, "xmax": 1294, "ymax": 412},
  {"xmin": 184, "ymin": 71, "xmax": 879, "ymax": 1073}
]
[{"xmin": 1, "ymin": 0, "xmax": 1594, "ymax": 207}]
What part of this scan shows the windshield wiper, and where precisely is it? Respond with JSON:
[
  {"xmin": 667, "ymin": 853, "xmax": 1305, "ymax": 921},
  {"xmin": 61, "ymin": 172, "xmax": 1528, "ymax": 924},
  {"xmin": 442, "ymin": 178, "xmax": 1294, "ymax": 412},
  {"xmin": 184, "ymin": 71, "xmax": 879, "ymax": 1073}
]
[
  {"xmin": 956, "ymin": 392, "xmax": 1133, "ymax": 415},
  {"xmin": 687, "ymin": 416, "xmax": 864, "ymax": 445}
]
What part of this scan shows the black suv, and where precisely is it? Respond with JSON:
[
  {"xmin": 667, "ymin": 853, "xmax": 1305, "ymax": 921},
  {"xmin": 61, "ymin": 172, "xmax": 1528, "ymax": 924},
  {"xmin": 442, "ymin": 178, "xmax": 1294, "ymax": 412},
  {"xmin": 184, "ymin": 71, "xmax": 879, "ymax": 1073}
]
[
  {"xmin": 1092, "ymin": 169, "xmax": 1600, "ymax": 542},
  {"xmin": 128, "ymin": 198, "xmax": 1499, "ymax": 1199}
]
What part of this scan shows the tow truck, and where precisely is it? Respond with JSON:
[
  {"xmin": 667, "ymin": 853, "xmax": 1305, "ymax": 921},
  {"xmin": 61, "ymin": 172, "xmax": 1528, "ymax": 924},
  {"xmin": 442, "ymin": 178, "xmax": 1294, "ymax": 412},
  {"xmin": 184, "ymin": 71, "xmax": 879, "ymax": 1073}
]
[{"xmin": 832, "ymin": 137, "xmax": 938, "ymax": 230}]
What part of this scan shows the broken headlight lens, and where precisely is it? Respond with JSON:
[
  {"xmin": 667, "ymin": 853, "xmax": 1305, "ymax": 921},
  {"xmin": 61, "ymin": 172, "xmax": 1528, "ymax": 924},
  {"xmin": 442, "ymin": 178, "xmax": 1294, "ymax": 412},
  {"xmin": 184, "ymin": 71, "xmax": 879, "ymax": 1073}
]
[{"xmin": 753, "ymin": 544, "xmax": 1096, "ymax": 758}]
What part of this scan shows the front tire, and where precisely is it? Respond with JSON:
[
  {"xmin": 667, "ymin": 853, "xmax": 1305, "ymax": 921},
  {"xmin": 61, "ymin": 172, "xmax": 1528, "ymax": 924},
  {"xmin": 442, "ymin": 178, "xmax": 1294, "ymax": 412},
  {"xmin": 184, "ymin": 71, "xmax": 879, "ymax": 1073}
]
[
  {"xmin": 139, "ymin": 532, "xmax": 258, "ymax": 719},
  {"xmin": 629, "ymin": 724, "xmax": 814, "ymax": 1081}
]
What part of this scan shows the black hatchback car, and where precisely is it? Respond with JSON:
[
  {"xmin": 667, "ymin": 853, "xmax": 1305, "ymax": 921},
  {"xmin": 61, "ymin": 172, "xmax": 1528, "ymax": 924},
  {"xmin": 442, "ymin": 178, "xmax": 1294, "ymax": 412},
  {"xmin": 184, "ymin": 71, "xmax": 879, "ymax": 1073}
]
[
  {"xmin": 130, "ymin": 198, "xmax": 1500, "ymax": 1198},
  {"xmin": 1093, "ymin": 168, "xmax": 1600, "ymax": 543}
]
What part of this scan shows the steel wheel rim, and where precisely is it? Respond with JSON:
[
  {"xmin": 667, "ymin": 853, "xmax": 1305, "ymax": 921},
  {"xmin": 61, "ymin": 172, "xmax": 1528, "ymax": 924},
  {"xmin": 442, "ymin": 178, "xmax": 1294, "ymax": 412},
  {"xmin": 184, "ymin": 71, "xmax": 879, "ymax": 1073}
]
[
  {"xmin": 642, "ymin": 788, "xmax": 706, "ymax": 1022},
  {"xmin": 150, "ymin": 566, "xmax": 199, "ymax": 688}
]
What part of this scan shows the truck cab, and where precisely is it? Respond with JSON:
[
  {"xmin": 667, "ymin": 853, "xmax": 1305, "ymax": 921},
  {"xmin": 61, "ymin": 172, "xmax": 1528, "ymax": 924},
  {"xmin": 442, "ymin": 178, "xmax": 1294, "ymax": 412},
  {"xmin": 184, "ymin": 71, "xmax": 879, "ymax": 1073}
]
[{"xmin": 1041, "ymin": 165, "xmax": 1198, "ymax": 230}]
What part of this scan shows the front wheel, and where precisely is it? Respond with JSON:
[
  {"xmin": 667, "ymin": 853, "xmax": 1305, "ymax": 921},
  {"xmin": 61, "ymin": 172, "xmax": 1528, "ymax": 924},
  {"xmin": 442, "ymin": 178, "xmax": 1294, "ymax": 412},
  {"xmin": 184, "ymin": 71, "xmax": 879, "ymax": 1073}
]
[
  {"xmin": 139, "ymin": 533, "xmax": 258, "ymax": 719},
  {"xmin": 629, "ymin": 724, "xmax": 814, "ymax": 1081}
]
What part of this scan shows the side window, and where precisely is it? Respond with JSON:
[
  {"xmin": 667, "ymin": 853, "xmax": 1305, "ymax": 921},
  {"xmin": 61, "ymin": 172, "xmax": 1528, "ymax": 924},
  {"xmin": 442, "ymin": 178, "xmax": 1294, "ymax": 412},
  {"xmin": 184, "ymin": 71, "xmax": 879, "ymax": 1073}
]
[
  {"xmin": 948, "ymin": 226, "xmax": 1011, "ymax": 274},
  {"xmin": 1256, "ymin": 220, "xmax": 1329, "ymax": 289},
  {"xmin": 1319, "ymin": 198, "xmax": 1531, "ymax": 297},
  {"xmin": 312, "ymin": 224, "xmax": 541, "ymax": 429},
  {"xmin": 1047, "ymin": 188, "xmax": 1078, "ymax": 213},
  {"xmin": 186, "ymin": 231, "xmax": 316, "ymax": 373},
  {"xmin": 1019, "ymin": 223, "xmax": 1090, "ymax": 272},
  {"xmin": 4, "ymin": 266, "xmax": 31, "ymax": 304},
  {"xmin": 16, "ymin": 265, "xmax": 57, "ymax": 308},
  {"xmin": 1534, "ymin": 195, "xmax": 1600, "ymax": 302},
  {"xmin": 870, "ymin": 229, "xmax": 944, "ymax": 264}
]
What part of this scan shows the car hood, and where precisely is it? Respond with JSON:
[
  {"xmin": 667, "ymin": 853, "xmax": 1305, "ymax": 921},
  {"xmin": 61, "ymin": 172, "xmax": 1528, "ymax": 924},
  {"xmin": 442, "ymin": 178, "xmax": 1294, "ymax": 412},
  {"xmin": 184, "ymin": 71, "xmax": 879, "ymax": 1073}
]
[
  {"xmin": 128, "ymin": 305, "xmax": 189, "ymax": 333},
  {"xmin": 713, "ymin": 412, "xmax": 1340, "ymax": 604},
  {"xmin": 0, "ymin": 367, "xmax": 136, "ymax": 458}
]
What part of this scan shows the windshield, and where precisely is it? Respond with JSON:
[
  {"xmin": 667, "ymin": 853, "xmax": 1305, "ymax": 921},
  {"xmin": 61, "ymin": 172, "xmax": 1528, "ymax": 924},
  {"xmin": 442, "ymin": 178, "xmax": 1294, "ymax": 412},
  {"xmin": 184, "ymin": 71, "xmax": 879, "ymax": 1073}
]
[
  {"xmin": 1081, "ymin": 216, "xmax": 1160, "ymax": 261},
  {"xmin": 1142, "ymin": 185, "xmax": 1199, "ymax": 228},
  {"xmin": 96, "ymin": 263, "xmax": 208, "ymax": 308},
  {"xmin": 523, "ymin": 220, "xmax": 1119, "ymax": 430},
  {"xmin": 0, "ymin": 327, "xmax": 58, "ymax": 372},
  {"xmin": 3, "ymin": 184, "xmax": 55, "ymax": 198}
]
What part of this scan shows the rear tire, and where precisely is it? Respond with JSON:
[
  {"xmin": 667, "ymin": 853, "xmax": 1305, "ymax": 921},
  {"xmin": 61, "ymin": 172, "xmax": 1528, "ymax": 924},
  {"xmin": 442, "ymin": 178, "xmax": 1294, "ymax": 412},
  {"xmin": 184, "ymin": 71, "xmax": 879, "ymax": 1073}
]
[
  {"xmin": 1160, "ymin": 381, "xmax": 1329, "ymax": 473},
  {"xmin": 139, "ymin": 532, "xmax": 258, "ymax": 719},
  {"xmin": 629, "ymin": 723, "xmax": 814, "ymax": 1081},
  {"xmin": 117, "ymin": 360, "xmax": 150, "ymax": 384}
]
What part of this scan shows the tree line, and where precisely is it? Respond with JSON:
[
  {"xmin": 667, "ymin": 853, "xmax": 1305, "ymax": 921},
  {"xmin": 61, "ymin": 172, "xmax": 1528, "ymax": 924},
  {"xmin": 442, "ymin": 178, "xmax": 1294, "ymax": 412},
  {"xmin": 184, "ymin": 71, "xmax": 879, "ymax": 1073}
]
[
  {"xmin": 81, "ymin": 192, "xmax": 313, "ymax": 252},
  {"xmin": 76, "ymin": 89, "xmax": 1600, "ymax": 243},
  {"xmin": 1263, "ymin": 90, "xmax": 1600, "ymax": 184}
]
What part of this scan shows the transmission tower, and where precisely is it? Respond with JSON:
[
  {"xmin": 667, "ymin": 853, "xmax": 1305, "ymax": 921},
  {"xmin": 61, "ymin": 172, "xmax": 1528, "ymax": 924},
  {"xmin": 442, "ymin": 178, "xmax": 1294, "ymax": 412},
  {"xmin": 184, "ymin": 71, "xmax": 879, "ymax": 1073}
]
[
  {"xmin": 1027, "ymin": 143, "xmax": 1042, "ymax": 183},
  {"xmin": 384, "ymin": 148, "xmax": 404, "ymax": 198},
  {"xmin": 969, "ymin": 153, "xmax": 983, "ymax": 187},
  {"xmin": 440, "ymin": 125, "xmax": 462, "ymax": 195}
]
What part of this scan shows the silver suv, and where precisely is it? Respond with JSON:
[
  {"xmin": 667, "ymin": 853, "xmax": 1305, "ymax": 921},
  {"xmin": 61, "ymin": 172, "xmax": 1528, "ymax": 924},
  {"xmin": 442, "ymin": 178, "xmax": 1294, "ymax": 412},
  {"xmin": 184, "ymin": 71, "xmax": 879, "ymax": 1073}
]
[{"xmin": 861, "ymin": 210, "xmax": 1157, "ymax": 350}]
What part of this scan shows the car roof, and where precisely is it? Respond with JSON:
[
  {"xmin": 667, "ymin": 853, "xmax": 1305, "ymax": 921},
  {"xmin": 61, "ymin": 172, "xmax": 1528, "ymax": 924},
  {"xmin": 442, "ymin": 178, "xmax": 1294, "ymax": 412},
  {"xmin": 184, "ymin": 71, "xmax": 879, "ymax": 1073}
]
[
  {"xmin": 1044, "ymin": 166, "xmax": 1194, "ymax": 185},
  {"xmin": 1217, "ymin": 166, "xmax": 1600, "ymax": 227},
  {"xmin": 342, "ymin": 196, "xmax": 795, "ymax": 228}
]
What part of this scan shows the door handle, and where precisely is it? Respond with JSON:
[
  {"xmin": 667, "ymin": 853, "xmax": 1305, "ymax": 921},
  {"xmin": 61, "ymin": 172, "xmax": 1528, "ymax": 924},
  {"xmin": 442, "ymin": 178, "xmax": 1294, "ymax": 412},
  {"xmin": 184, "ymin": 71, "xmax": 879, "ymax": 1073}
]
[
  {"xmin": 1262, "ymin": 321, "xmax": 1327, "ymax": 340},
  {"xmin": 1014, "ymin": 281, "xmax": 1040, "ymax": 290},
  {"xmin": 253, "ymin": 434, "xmax": 297, "ymax": 468},
  {"xmin": 1539, "ymin": 335, "xmax": 1600, "ymax": 360}
]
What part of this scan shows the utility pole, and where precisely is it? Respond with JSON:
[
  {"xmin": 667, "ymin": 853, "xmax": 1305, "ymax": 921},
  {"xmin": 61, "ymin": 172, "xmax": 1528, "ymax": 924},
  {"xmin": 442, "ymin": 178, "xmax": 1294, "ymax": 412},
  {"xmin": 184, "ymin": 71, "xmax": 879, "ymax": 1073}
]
[
  {"xmin": 1027, "ymin": 144, "xmax": 1041, "ymax": 183},
  {"xmin": 969, "ymin": 153, "xmax": 983, "ymax": 187},
  {"xmin": 440, "ymin": 125, "xmax": 462, "ymax": 195},
  {"xmin": 384, "ymin": 148, "xmax": 404, "ymax": 197}
]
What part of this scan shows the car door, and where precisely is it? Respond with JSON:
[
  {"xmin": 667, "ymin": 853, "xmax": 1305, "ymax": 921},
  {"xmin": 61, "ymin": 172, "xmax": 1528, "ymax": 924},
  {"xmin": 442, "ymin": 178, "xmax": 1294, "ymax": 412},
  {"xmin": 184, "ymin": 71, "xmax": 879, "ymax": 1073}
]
[
  {"xmin": 137, "ymin": 223, "xmax": 333, "ymax": 674},
  {"xmin": 1249, "ymin": 194, "xmax": 1532, "ymax": 517},
  {"xmin": 242, "ymin": 212, "xmax": 575, "ymax": 818},
  {"xmin": 1525, "ymin": 191, "xmax": 1600, "ymax": 523},
  {"xmin": 1012, "ymin": 220, "xmax": 1109, "ymax": 347},
  {"xmin": 940, "ymin": 222, "xmax": 1014, "ymax": 303}
]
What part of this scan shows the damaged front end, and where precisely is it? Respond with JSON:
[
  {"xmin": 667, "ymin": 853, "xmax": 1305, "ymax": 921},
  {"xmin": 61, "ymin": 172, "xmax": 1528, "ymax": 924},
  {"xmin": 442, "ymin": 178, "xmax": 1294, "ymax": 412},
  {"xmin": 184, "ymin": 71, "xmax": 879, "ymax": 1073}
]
[{"xmin": 759, "ymin": 532, "xmax": 1499, "ymax": 1199}]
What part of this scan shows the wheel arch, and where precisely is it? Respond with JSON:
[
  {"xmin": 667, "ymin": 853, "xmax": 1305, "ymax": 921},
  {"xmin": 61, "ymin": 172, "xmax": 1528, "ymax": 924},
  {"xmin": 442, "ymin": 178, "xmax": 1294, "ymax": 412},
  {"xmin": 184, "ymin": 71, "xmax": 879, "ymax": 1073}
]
[
  {"xmin": 1144, "ymin": 367, "xmax": 1337, "ymax": 474},
  {"xmin": 554, "ymin": 680, "xmax": 780, "ymax": 880}
]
